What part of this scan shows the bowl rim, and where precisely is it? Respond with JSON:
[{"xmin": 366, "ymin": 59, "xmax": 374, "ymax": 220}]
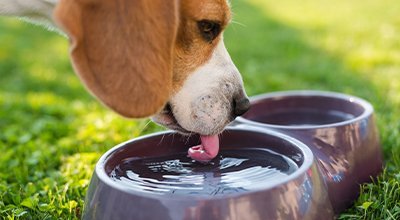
[
  {"xmin": 236, "ymin": 90, "xmax": 374, "ymax": 130},
  {"xmin": 94, "ymin": 126, "xmax": 315, "ymax": 201}
]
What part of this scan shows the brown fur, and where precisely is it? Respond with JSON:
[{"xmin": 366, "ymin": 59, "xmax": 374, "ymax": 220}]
[
  {"xmin": 54, "ymin": 0, "xmax": 230, "ymax": 118},
  {"xmin": 172, "ymin": 0, "xmax": 231, "ymax": 91}
]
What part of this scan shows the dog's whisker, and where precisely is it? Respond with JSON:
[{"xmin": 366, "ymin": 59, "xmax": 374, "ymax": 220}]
[
  {"xmin": 157, "ymin": 133, "xmax": 167, "ymax": 146},
  {"xmin": 139, "ymin": 119, "xmax": 153, "ymax": 134},
  {"xmin": 171, "ymin": 132, "xmax": 176, "ymax": 145},
  {"xmin": 231, "ymin": 20, "xmax": 246, "ymax": 27},
  {"xmin": 185, "ymin": 131, "xmax": 195, "ymax": 145}
]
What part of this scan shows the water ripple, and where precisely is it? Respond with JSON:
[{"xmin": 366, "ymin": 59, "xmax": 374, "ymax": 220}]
[{"xmin": 110, "ymin": 148, "xmax": 298, "ymax": 197}]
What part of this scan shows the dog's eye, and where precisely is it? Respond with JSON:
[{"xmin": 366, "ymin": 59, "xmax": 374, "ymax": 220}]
[{"xmin": 197, "ymin": 20, "xmax": 221, "ymax": 42}]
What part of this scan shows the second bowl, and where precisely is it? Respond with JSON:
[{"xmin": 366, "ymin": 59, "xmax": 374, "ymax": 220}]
[{"xmin": 236, "ymin": 90, "xmax": 383, "ymax": 213}]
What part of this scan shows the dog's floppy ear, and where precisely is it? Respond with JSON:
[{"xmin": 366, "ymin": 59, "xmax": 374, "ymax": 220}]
[{"xmin": 54, "ymin": 0, "xmax": 178, "ymax": 117}]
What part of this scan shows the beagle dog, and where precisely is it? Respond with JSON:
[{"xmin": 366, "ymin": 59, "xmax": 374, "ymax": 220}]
[{"xmin": 1, "ymin": 0, "xmax": 250, "ymax": 161}]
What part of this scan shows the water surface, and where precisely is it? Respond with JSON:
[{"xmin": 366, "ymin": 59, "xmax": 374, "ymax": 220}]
[
  {"xmin": 110, "ymin": 148, "xmax": 298, "ymax": 197},
  {"xmin": 254, "ymin": 109, "xmax": 354, "ymax": 126}
]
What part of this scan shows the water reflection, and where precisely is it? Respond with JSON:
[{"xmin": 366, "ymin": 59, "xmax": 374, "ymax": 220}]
[{"xmin": 110, "ymin": 149, "xmax": 298, "ymax": 197}]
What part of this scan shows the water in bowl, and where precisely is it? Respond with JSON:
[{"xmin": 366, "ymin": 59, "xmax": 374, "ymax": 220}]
[
  {"xmin": 254, "ymin": 108, "xmax": 354, "ymax": 126},
  {"xmin": 110, "ymin": 148, "xmax": 298, "ymax": 197}
]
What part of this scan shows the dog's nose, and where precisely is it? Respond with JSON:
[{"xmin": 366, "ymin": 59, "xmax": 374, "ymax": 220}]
[{"xmin": 233, "ymin": 97, "xmax": 250, "ymax": 117}]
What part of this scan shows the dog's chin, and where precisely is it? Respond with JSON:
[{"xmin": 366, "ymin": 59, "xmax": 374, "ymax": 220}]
[
  {"xmin": 152, "ymin": 103, "xmax": 232, "ymax": 136},
  {"xmin": 151, "ymin": 105, "xmax": 193, "ymax": 136}
]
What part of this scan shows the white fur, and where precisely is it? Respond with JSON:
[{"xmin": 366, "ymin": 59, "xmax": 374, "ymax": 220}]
[
  {"xmin": 0, "ymin": 0, "xmax": 56, "ymax": 17},
  {"xmin": 0, "ymin": 0, "xmax": 57, "ymax": 28},
  {"xmin": 163, "ymin": 39, "xmax": 247, "ymax": 135}
]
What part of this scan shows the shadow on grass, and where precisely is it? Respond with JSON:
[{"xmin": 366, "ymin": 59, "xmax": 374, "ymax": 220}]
[
  {"xmin": 224, "ymin": 1, "xmax": 399, "ymax": 217},
  {"xmin": 226, "ymin": 1, "xmax": 379, "ymax": 96},
  {"xmin": 0, "ymin": 18, "xmax": 91, "ymax": 101},
  {"xmin": 0, "ymin": 16, "xmax": 159, "ymax": 187},
  {"xmin": 225, "ymin": 1, "xmax": 396, "ymax": 155}
]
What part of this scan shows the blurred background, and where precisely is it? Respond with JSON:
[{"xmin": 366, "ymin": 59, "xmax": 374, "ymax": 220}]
[{"xmin": 1, "ymin": 0, "xmax": 399, "ymax": 219}]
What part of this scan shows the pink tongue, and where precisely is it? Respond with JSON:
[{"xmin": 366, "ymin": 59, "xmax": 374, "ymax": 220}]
[{"xmin": 188, "ymin": 135, "xmax": 219, "ymax": 162}]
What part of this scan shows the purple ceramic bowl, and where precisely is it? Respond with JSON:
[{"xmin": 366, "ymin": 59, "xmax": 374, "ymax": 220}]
[
  {"xmin": 235, "ymin": 90, "xmax": 383, "ymax": 213},
  {"xmin": 83, "ymin": 127, "xmax": 334, "ymax": 220}
]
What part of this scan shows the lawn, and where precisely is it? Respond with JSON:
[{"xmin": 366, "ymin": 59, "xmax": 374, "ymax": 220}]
[{"xmin": 1, "ymin": 0, "xmax": 399, "ymax": 219}]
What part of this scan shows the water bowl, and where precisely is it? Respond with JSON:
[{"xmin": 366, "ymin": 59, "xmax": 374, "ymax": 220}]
[
  {"xmin": 83, "ymin": 127, "xmax": 333, "ymax": 219},
  {"xmin": 235, "ymin": 90, "xmax": 383, "ymax": 213}
]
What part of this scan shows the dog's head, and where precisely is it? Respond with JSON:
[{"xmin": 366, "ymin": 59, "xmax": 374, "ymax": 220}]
[{"xmin": 54, "ymin": 0, "xmax": 249, "ymax": 136}]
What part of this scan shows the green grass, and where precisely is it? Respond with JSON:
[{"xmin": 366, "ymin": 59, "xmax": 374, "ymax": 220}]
[{"xmin": 1, "ymin": 0, "xmax": 399, "ymax": 219}]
